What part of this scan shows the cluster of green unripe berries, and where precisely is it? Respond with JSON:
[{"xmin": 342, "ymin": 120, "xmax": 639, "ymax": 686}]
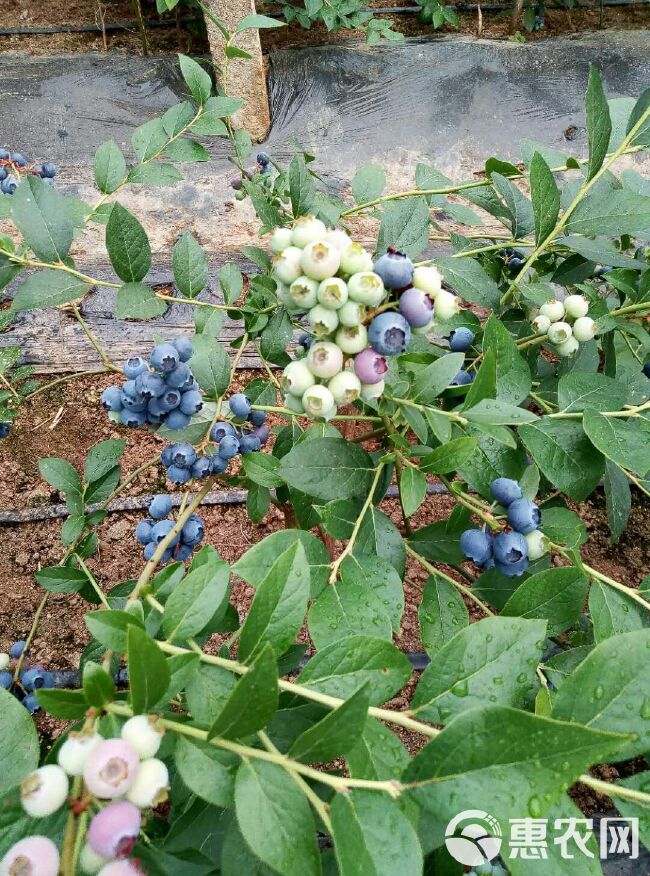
[
  {"xmin": 2, "ymin": 716, "xmax": 167, "ymax": 875},
  {"xmin": 268, "ymin": 216, "xmax": 462, "ymax": 418},
  {"xmin": 531, "ymin": 294, "xmax": 596, "ymax": 357}
]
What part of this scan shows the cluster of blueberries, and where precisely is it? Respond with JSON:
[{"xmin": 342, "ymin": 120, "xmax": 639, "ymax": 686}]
[
  {"xmin": 448, "ymin": 326, "xmax": 476, "ymax": 386},
  {"xmin": 4, "ymin": 715, "xmax": 169, "ymax": 876},
  {"xmin": 0, "ymin": 640, "xmax": 54, "ymax": 715},
  {"xmin": 134, "ymin": 494, "xmax": 204, "ymax": 565},
  {"xmin": 460, "ymin": 477, "xmax": 548, "ymax": 577},
  {"xmin": 0, "ymin": 148, "xmax": 57, "ymax": 195},
  {"xmin": 271, "ymin": 217, "xmax": 466, "ymax": 419},
  {"xmin": 531, "ymin": 294, "xmax": 596, "ymax": 358},
  {"xmin": 101, "ymin": 337, "xmax": 202, "ymax": 431},
  {"xmin": 230, "ymin": 151, "xmax": 272, "ymax": 199}
]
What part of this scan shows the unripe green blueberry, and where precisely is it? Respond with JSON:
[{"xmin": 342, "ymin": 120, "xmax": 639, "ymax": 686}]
[
  {"xmin": 318, "ymin": 277, "xmax": 348, "ymax": 310},
  {"xmin": 328, "ymin": 370, "xmax": 362, "ymax": 405},
  {"xmin": 434, "ymin": 289, "xmax": 460, "ymax": 320},
  {"xmin": 0, "ymin": 653, "xmax": 9, "ymax": 671},
  {"xmin": 282, "ymin": 360, "xmax": 316, "ymax": 396},
  {"xmin": 289, "ymin": 276, "xmax": 319, "ymax": 309},
  {"xmin": 270, "ymin": 226, "xmax": 293, "ymax": 253},
  {"xmin": 120, "ymin": 715, "xmax": 164, "ymax": 760},
  {"xmin": 539, "ymin": 298, "xmax": 565, "ymax": 321},
  {"xmin": 412, "ymin": 265, "xmax": 442, "ymax": 297},
  {"xmin": 300, "ymin": 240, "xmax": 341, "ymax": 281},
  {"xmin": 360, "ymin": 379, "xmax": 385, "ymax": 401},
  {"xmin": 572, "ymin": 316, "xmax": 597, "ymax": 342},
  {"xmin": 339, "ymin": 242, "xmax": 373, "ymax": 275},
  {"xmin": 125, "ymin": 758, "xmax": 169, "ymax": 809},
  {"xmin": 532, "ymin": 314, "xmax": 551, "ymax": 334},
  {"xmin": 97, "ymin": 861, "xmax": 144, "ymax": 876},
  {"xmin": 87, "ymin": 801, "xmax": 141, "ymax": 858},
  {"xmin": 309, "ymin": 305, "xmax": 339, "ymax": 336},
  {"xmin": 325, "ymin": 228, "xmax": 352, "ymax": 252},
  {"xmin": 283, "ymin": 393, "xmax": 305, "ymax": 414},
  {"xmin": 58, "ymin": 732, "xmax": 103, "ymax": 776},
  {"xmin": 335, "ymin": 324, "xmax": 368, "ymax": 355},
  {"xmin": 307, "ymin": 341, "xmax": 344, "ymax": 379},
  {"xmin": 411, "ymin": 319, "xmax": 434, "ymax": 335},
  {"xmin": 21, "ymin": 765, "xmax": 69, "ymax": 818},
  {"xmin": 338, "ymin": 300, "xmax": 365, "ymax": 327},
  {"xmin": 84, "ymin": 739, "xmax": 139, "ymax": 799},
  {"xmin": 547, "ymin": 321, "xmax": 572, "ymax": 345},
  {"xmin": 555, "ymin": 336, "xmax": 580, "ymax": 357},
  {"xmin": 563, "ymin": 294, "xmax": 589, "ymax": 319},
  {"xmin": 275, "ymin": 283, "xmax": 304, "ymax": 314},
  {"xmin": 272, "ymin": 246, "xmax": 303, "ymax": 285},
  {"xmin": 1, "ymin": 837, "xmax": 60, "ymax": 876},
  {"xmin": 291, "ymin": 215, "xmax": 327, "ymax": 248},
  {"xmin": 302, "ymin": 385, "xmax": 336, "ymax": 419},
  {"xmin": 80, "ymin": 842, "xmax": 109, "ymax": 875},
  {"xmin": 347, "ymin": 272, "xmax": 386, "ymax": 307},
  {"xmin": 525, "ymin": 529, "xmax": 549, "ymax": 560}
]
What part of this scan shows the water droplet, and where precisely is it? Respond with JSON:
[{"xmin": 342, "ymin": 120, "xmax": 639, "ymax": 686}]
[
  {"xmin": 528, "ymin": 796, "xmax": 542, "ymax": 817},
  {"xmin": 641, "ymin": 698, "xmax": 650, "ymax": 720},
  {"xmin": 493, "ymin": 676, "xmax": 503, "ymax": 686},
  {"xmin": 517, "ymin": 672, "xmax": 527, "ymax": 684},
  {"xmin": 451, "ymin": 679, "xmax": 469, "ymax": 697},
  {"xmin": 594, "ymin": 685, "xmax": 604, "ymax": 701}
]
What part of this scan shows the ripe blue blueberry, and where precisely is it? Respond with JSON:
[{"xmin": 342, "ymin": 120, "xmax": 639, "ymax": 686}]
[
  {"xmin": 218, "ymin": 435, "xmax": 240, "ymax": 459},
  {"xmin": 161, "ymin": 446, "xmax": 175, "ymax": 467},
  {"xmin": 0, "ymin": 670, "xmax": 13, "ymax": 689},
  {"xmin": 489, "ymin": 478, "xmax": 522, "ymax": 508},
  {"xmin": 23, "ymin": 694, "xmax": 41, "ymax": 714},
  {"xmin": 0, "ymin": 148, "xmax": 9, "ymax": 159},
  {"xmin": 644, "ymin": 362, "xmax": 650, "ymax": 378},
  {"xmin": 190, "ymin": 456, "xmax": 211, "ymax": 479},
  {"xmin": 297, "ymin": 332, "xmax": 312, "ymax": 349},
  {"xmin": 165, "ymin": 409, "xmax": 190, "ymax": 431},
  {"xmin": 159, "ymin": 389, "xmax": 181, "ymax": 412},
  {"xmin": 257, "ymin": 151, "xmax": 270, "ymax": 166},
  {"xmin": 182, "ymin": 516, "xmax": 204, "ymax": 546},
  {"xmin": 123, "ymin": 357, "xmax": 148, "ymax": 380},
  {"xmin": 176, "ymin": 544, "xmax": 194, "ymax": 562},
  {"xmin": 166, "ymin": 363, "xmax": 192, "ymax": 389},
  {"xmin": 368, "ymin": 312, "xmax": 411, "ymax": 356},
  {"xmin": 1, "ymin": 176, "xmax": 19, "ymax": 195},
  {"xmin": 151, "ymin": 520, "xmax": 179, "ymax": 546},
  {"xmin": 149, "ymin": 495, "xmax": 173, "ymax": 520},
  {"xmin": 150, "ymin": 344, "xmax": 180, "ymax": 373},
  {"xmin": 179, "ymin": 390, "xmax": 203, "ymax": 416},
  {"xmin": 167, "ymin": 465, "xmax": 192, "ymax": 484},
  {"xmin": 170, "ymin": 444, "xmax": 196, "ymax": 468},
  {"xmin": 239, "ymin": 432, "xmax": 261, "ymax": 455},
  {"xmin": 373, "ymin": 246, "xmax": 414, "ymax": 289},
  {"xmin": 493, "ymin": 531, "xmax": 528, "ymax": 567},
  {"xmin": 254, "ymin": 424, "xmax": 270, "ymax": 445},
  {"xmin": 507, "ymin": 498, "xmax": 541, "ymax": 534},
  {"xmin": 495, "ymin": 556, "xmax": 529, "ymax": 577},
  {"xmin": 115, "ymin": 667, "xmax": 129, "ymax": 686},
  {"xmin": 0, "ymin": 167, "xmax": 7, "ymax": 182},
  {"xmin": 210, "ymin": 453, "xmax": 229, "ymax": 475},
  {"xmin": 10, "ymin": 640, "xmax": 26, "ymax": 659},
  {"xmin": 449, "ymin": 327, "xmax": 475, "ymax": 352},
  {"xmin": 41, "ymin": 162, "xmax": 57, "ymax": 178},
  {"xmin": 172, "ymin": 335, "xmax": 193, "ymax": 362},
  {"xmin": 120, "ymin": 392, "xmax": 146, "ymax": 412},
  {"xmin": 135, "ymin": 519, "xmax": 154, "ymax": 544},
  {"xmin": 451, "ymin": 369, "xmax": 474, "ymax": 386},
  {"xmin": 21, "ymin": 667, "xmax": 54, "ymax": 692},
  {"xmin": 460, "ymin": 529, "xmax": 493, "ymax": 566},
  {"xmin": 0, "ymin": 422, "xmax": 11, "ymax": 438},
  {"xmin": 210, "ymin": 421, "xmax": 236, "ymax": 442},
  {"xmin": 229, "ymin": 393, "xmax": 252, "ymax": 418},
  {"xmin": 11, "ymin": 153, "xmax": 26, "ymax": 167},
  {"xmin": 398, "ymin": 287, "xmax": 433, "ymax": 328},
  {"xmin": 136, "ymin": 372, "xmax": 165, "ymax": 399},
  {"xmin": 248, "ymin": 409, "xmax": 266, "ymax": 427},
  {"xmin": 143, "ymin": 542, "xmax": 157, "ymax": 561}
]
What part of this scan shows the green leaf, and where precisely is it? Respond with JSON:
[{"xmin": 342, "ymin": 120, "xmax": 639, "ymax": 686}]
[
  {"xmin": 502, "ymin": 567, "xmax": 588, "ymax": 636},
  {"xmin": 461, "ymin": 348, "xmax": 497, "ymax": 411},
  {"xmin": 219, "ymin": 263, "xmax": 243, "ymax": 305},
  {"xmin": 82, "ymin": 661, "xmax": 116, "ymax": 708},
  {"xmin": 433, "ymin": 256, "xmax": 501, "ymax": 309},
  {"xmin": 38, "ymin": 457, "xmax": 82, "ymax": 496},
  {"xmin": 585, "ymin": 65, "xmax": 612, "ymax": 180},
  {"xmin": 175, "ymin": 735, "xmax": 237, "ymax": 807},
  {"xmin": 11, "ymin": 175, "xmax": 73, "ymax": 262},
  {"xmin": 288, "ymin": 155, "xmax": 315, "ymax": 218},
  {"xmin": 239, "ymin": 542, "xmax": 310, "ymax": 662},
  {"xmin": 420, "ymin": 437, "xmax": 478, "ymax": 474},
  {"xmin": 164, "ymin": 139, "xmax": 210, "ymax": 162},
  {"xmin": 491, "ymin": 172, "xmax": 535, "ymax": 238},
  {"xmin": 405, "ymin": 705, "xmax": 630, "ymax": 825},
  {"xmin": 557, "ymin": 373, "xmax": 624, "ymax": 413},
  {"xmin": 482, "ymin": 313, "xmax": 531, "ymax": 405},
  {"xmin": 234, "ymin": 530, "xmax": 329, "ymax": 600},
  {"xmin": 35, "ymin": 566, "xmax": 89, "ymax": 594},
  {"xmin": 235, "ymin": 760, "xmax": 321, "ymax": 876},
  {"xmin": 530, "ymin": 152, "xmax": 560, "ymax": 244},
  {"xmin": 412, "ymin": 616, "xmax": 546, "ymax": 722},
  {"xmin": 331, "ymin": 792, "xmax": 422, "ymax": 876},
  {"xmin": 162, "ymin": 100, "xmax": 196, "ymax": 137},
  {"xmin": 84, "ymin": 439, "xmax": 125, "ymax": 483},
  {"xmin": 106, "ymin": 203, "xmax": 151, "ymax": 283},
  {"xmin": 625, "ymin": 85, "xmax": 650, "ymax": 146},
  {"xmin": 243, "ymin": 452, "xmax": 283, "ymax": 489},
  {"xmin": 236, "ymin": 13, "xmax": 286, "ymax": 30},
  {"xmin": 132, "ymin": 118, "xmax": 168, "ymax": 161},
  {"xmin": 36, "ymin": 688, "xmax": 88, "ymax": 719},
  {"xmin": 582, "ymin": 409, "xmax": 650, "ymax": 476},
  {"xmin": 519, "ymin": 418, "xmax": 604, "ymax": 502},
  {"xmin": 399, "ymin": 465, "xmax": 427, "ymax": 517},
  {"xmin": 589, "ymin": 580, "xmax": 648, "ymax": 642},
  {"xmin": 0, "ymin": 689, "xmax": 39, "ymax": 792},
  {"xmin": 279, "ymin": 438, "xmax": 375, "ymax": 503},
  {"xmin": 289, "ymin": 684, "xmax": 370, "ymax": 763},
  {"xmin": 340, "ymin": 554, "xmax": 404, "ymax": 632},
  {"xmin": 186, "ymin": 663, "xmax": 236, "ymax": 726},
  {"xmin": 552, "ymin": 629, "xmax": 650, "ymax": 759},
  {"xmin": 94, "ymin": 140, "xmax": 127, "ymax": 193},
  {"xmin": 463, "ymin": 399, "xmax": 537, "ymax": 426},
  {"xmin": 126, "ymin": 163, "xmax": 183, "ymax": 186},
  {"xmin": 11, "ymin": 270, "xmax": 87, "ymax": 312},
  {"xmin": 127, "ymin": 625, "xmax": 170, "ymax": 714},
  {"xmin": 207, "ymin": 644, "xmax": 278, "ymax": 741},
  {"xmin": 163, "ymin": 561, "xmax": 230, "ymax": 643},
  {"xmin": 298, "ymin": 636, "xmax": 412, "ymax": 706},
  {"xmin": 376, "ymin": 197, "xmax": 430, "ymax": 259},
  {"xmin": 260, "ymin": 309, "xmax": 293, "ymax": 365},
  {"xmin": 353, "ymin": 507, "xmax": 406, "ymax": 578},
  {"xmin": 85, "ymin": 609, "xmax": 144, "ymax": 650},
  {"xmin": 190, "ymin": 334, "xmax": 230, "ymax": 397},
  {"xmin": 172, "ymin": 231, "xmax": 208, "ymax": 298},
  {"xmin": 0, "ymin": 785, "xmax": 67, "ymax": 858},
  {"xmin": 562, "ymin": 235, "xmax": 646, "ymax": 270},
  {"xmin": 604, "ymin": 459, "xmax": 631, "ymax": 543},
  {"xmin": 179, "ymin": 54, "xmax": 212, "ymax": 104},
  {"xmin": 308, "ymin": 580, "xmax": 392, "ymax": 650},
  {"xmin": 352, "ymin": 164, "xmax": 386, "ymax": 204},
  {"xmin": 115, "ymin": 282, "xmax": 167, "ymax": 320},
  {"xmin": 410, "ymin": 352, "xmax": 465, "ymax": 404},
  {"xmin": 418, "ymin": 574, "xmax": 469, "ymax": 658},
  {"xmin": 347, "ymin": 719, "xmax": 409, "ymax": 780},
  {"xmin": 565, "ymin": 189, "xmax": 650, "ymax": 236}
]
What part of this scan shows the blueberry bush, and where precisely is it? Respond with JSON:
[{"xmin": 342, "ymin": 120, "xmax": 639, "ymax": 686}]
[{"xmin": 0, "ymin": 27, "xmax": 650, "ymax": 875}]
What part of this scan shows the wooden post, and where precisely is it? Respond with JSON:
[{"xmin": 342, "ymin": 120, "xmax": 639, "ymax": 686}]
[{"xmin": 203, "ymin": 0, "xmax": 270, "ymax": 143}]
